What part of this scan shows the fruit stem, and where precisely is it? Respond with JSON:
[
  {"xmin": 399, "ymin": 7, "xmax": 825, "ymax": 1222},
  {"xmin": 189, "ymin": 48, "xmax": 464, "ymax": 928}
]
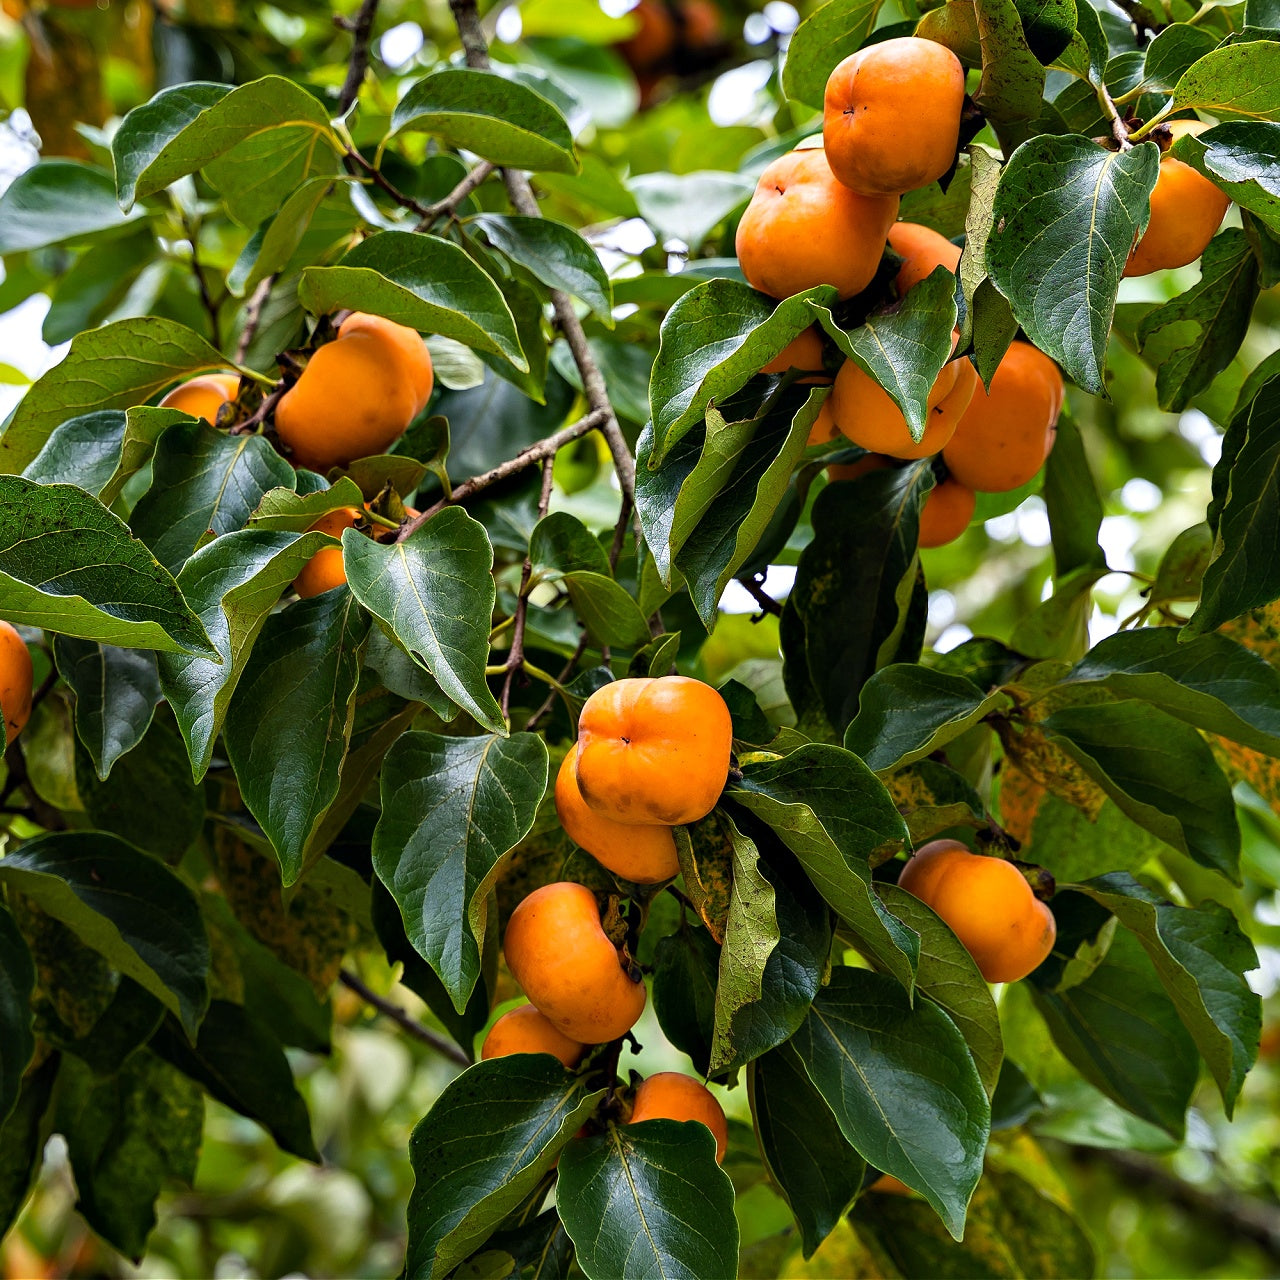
[{"xmin": 1128, "ymin": 106, "xmax": 1174, "ymax": 144}]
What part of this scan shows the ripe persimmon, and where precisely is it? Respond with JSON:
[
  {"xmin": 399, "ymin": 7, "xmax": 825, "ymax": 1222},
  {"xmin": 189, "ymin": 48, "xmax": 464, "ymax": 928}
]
[
  {"xmin": 274, "ymin": 312, "xmax": 434, "ymax": 473},
  {"xmin": 0, "ymin": 622, "xmax": 32, "ymax": 745},
  {"xmin": 942, "ymin": 340, "xmax": 1063, "ymax": 492},
  {"xmin": 735, "ymin": 149, "xmax": 899, "ymax": 300},
  {"xmin": 1125, "ymin": 121, "xmax": 1229, "ymax": 277},
  {"xmin": 823, "ymin": 38, "xmax": 965, "ymax": 197},
  {"xmin": 830, "ymin": 345, "xmax": 976, "ymax": 459},
  {"xmin": 887, "ymin": 221, "xmax": 962, "ymax": 296},
  {"xmin": 826, "ymin": 452, "xmax": 893, "ymax": 483},
  {"xmin": 159, "ymin": 372, "xmax": 239, "ymax": 425},
  {"xmin": 575, "ymin": 676, "xmax": 733, "ymax": 826},
  {"xmin": 628, "ymin": 1072, "xmax": 728, "ymax": 1163},
  {"xmin": 761, "ymin": 327, "xmax": 826, "ymax": 377},
  {"xmin": 808, "ymin": 398, "xmax": 841, "ymax": 446},
  {"xmin": 505, "ymin": 882, "xmax": 645, "ymax": 1043},
  {"xmin": 293, "ymin": 507, "xmax": 360, "ymax": 598},
  {"xmin": 869, "ymin": 1173, "xmax": 913, "ymax": 1195},
  {"xmin": 555, "ymin": 745, "xmax": 680, "ymax": 884},
  {"xmin": 919, "ymin": 476, "xmax": 975, "ymax": 547},
  {"xmin": 481, "ymin": 1004, "xmax": 585, "ymax": 1068},
  {"xmin": 898, "ymin": 839, "xmax": 1056, "ymax": 983}
]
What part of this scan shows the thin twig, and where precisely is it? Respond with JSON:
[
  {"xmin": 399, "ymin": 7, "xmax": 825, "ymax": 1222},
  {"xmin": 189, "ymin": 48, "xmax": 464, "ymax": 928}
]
[
  {"xmin": 234, "ymin": 274, "xmax": 277, "ymax": 366},
  {"xmin": 230, "ymin": 379, "xmax": 290, "ymax": 436},
  {"xmin": 338, "ymin": 969, "xmax": 472, "ymax": 1067},
  {"xmin": 740, "ymin": 573, "xmax": 783, "ymax": 618},
  {"xmin": 396, "ymin": 407, "xmax": 607, "ymax": 541},
  {"xmin": 609, "ymin": 492, "xmax": 632, "ymax": 572},
  {"xmin": 336, "ymin": 0, "xmax": 381, "ymax": 115},
  {"xmin": 501, "ymin": 456, "xmax": 556, "ymax": 718},
  {"xmin": 524, "ymin": 631, "xmax": 590, "ymax": 733},
  {"xmin": 1, "ymin": 739, "xmax": 65, "ymax": 830},
  {"xmin": 1097, "ymin": 80, "xmax": 1132, "ymax": 150},
  {"xmin": 414, "ymin": 160, "xmax": 497, "ymax": 230},
  {"xmin": 343, "ymin": 146, "xmax": 433, "ymax": 219},
  {"xmin": 188, "ymin": 224, "xmax": 222, "ymax": 350}
]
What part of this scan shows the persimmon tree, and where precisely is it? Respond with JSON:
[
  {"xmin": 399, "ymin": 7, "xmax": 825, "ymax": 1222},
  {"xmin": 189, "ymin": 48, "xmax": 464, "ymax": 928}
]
[{"xmin": 0, "ymin": 0, "xmax": 1278, "ymax": 1275}]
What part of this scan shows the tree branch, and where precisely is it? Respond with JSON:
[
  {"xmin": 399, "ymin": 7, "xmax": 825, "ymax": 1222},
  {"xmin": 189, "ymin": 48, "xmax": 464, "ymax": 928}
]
[
  {"xmin": 336, "ymin": 0, "xmax": 381, "ymax": 115},
  {"xmin": 187, "ymin": 223, "xmax": 222, "ymax": 351},
  {"xmin": 740, "ymin": 573, "xmax": 783, "ymax": 618},
  {"xmin": 234, "ymin": 273, "xmax": 277, "ymax": 366},
  {"xmin": 338, "ymin": 969, "xmax": 472, "ymax": 1067},
  {"xmin": 343, "ymin": 145, "xmax": 433, "ymax": 219},
  {"xmin": 396, "ymin": 406, "xmax": 607, "ymax": 541},
  {"xmin": 414, "ymin": 160, "xmax": 497, "ymax": 230},
  {"xmin": 501, "ymin": 456, "xmax": 556, "ymax": 718}
]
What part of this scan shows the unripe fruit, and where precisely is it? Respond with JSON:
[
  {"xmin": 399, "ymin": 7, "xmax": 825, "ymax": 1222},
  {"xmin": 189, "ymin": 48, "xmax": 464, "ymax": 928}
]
[
  {"xmin": 736, "ymin": 149, "xmax": 899, "ymax": 301},
  {"xmin": 159, "ymin": 372, "xmax": 239, "ymax": 425},
  {"xmin": 823, "ymin": 38, "xmax": 966, "ymax": 197},
  {"xmin": 942, "ymin": 340, "xmax": 1063, "ymax": 493},
  {"xmin": 293, "ymin": 507, "xmax": 360, "ymax": 598},
  {"xmin": 0, "ymin": 622, "xmax": 32, "ymax": 745},
  {"xmin": 898, "ymin": 839, "xmax": 1056, "ymax": 983},
  {"xmin": 629, "ymin": 1072, "xmax": 728, "ymax": 1163},
  {"xmin": 919, "ymin": 477, "xmax": 975, "ymax": 547},
  {"xmin": 1124, "ymin": 122, "xmax": 1229, "ymax": 277},
  {"xmin": 887, "ymin": 221, "xmax": 962, "ymax": 296},
  {"xmin": 481, "ymin": 1004, "xmax": 585, "ymax": 1069},
  {"xmin": 830, "ymin": 346, "xmax": 977, "ymax": 459},
  {"xmin": 575, "ymin": 676, "xmax": 733, "ymax": 826},
  {"xmin": 555, "ymin": 745, "xmax": 680, "ymax": 884},
  {"xmin": 504, "ymin": 882, "xmax": 646, "ymax": 1044},
  {"xmin": 274, "ymin": 312, "xmax": 434, "ymax": 473}
]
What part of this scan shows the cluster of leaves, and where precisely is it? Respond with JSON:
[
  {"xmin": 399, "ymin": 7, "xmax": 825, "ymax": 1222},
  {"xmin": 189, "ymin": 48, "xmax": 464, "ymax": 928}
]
[{"xmin": 0, "ymin": 0, "xmax": 1278, "ymax": 1275}]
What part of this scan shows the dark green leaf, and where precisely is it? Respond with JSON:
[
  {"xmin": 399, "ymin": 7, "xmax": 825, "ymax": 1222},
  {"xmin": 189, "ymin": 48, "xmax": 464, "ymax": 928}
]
[
  {"xmin": 1139, "ymin": 24, "xmax": 1218, "ymax": 93},
  {"xmin": 562, "ymin": 572, "xmax": 652, "ymax": 648},
  {"xmin": 225, "ymin": 589, "xmax": 370, "ymax": 884},
  {"xmin": 1173, "ymin": 40, "xmax": 1280, "ymax": 119},
  {"xmin": 1173, "ymin": 122, "xmax": 1280, "ymax": 235},
  {"xmin": 974, "ymin": 0, "xmax": 1047, "ymax": 123},
  {"xmin": 0, "ymin": 160, "xmax": 143, "ymax": 253},
  {"xmin": 0, "ymin": 832, "xmax": 209, "ymax": 1037},
  {"xmin": 0, "ymin": 1055, "xmax": 58, "ymax": 1236},
  {"xmin": 405, "ymin": 1057, "xmax": 603, "ymax": 1279},
  {"xmin": 529, "ymin": 511, "xmax": 611, "ymax": 578},
  {"xmin": 792, "ymin": 967, "xmax": 989, "ymax": 1239},
  {"xmin": 0, "ymin": 906, "xmax": 34, "ymax": 1125},
  {"xmin": 1043, "ymin": 414, "xmax": 1106, "ymax": 576},
  {"xmin": 374, "ymin": 731, "xmax": 547, "ymax": 1013},
  {"xmin": 782, "ymin": 0, "xmax": 886, "ymax": 107},
  {"xmin": 343, "ymin": 509, "xmax": 506, "ymax": 734},
  {"xmin": 987, "ymin": 134, "xmax": 1160, "ymax": 395},
  {"xmin": 1014, "ymin": 0, "xmax": 1076, "ymax": 63},
  {"xmin": 652, "ymin": 925, "xmax": 720, "ymax": 1077}
]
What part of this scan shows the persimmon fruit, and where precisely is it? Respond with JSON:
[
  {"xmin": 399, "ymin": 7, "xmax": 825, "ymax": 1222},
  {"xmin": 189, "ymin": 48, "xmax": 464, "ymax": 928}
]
[
  {"xmin": 1124, "ymin": 121, "xmax": 1229, "ymax": 278},
  {"xmin": 823, "ymin": 38, "xmax": 965, "ymax": 197},
  {"xmin": 869, "ymin": 1173, "xmax": 913, "ymax": 1195},
  {"xmin": 503, "ymin": 882, "xmax": 646, "ymax": 1044},
  {"xmin": 735, "ymin": 149, "xmax": 899, "ymax": 301},
  {"xmin": 761, "ymin": 327, "xmax": 826, "ymax": 377},
  {"xmin": 293, "ymin": 507, "xmax": 361, "ymax": 598},
  {"xmin": 919, "ymin": 477, "xmax": 976, "ymax": 547},
  {"xmin": 629, "ymin": 1072, "xmax": 728, "ymax": 1163},
  {"xmin": 481, "ymin": 1004, "xmax": 585, "ymax": 1069},
  {"xmin": 887, "ymin": 221, "xmax": 962, "ymax": 296},
  {"xmin": 159, "ymin": 372, "xmax": 239, "ymax": 425},
  {"xmin": 274, "ymin": 312, "xmax": 434, "ymax": 473},
  {"xmin": 942, "ymin": 340, "xmax": 1063, "ymax": 493},
  {"xmin": 574, "ymin": 676, "xmax": 733, "ymax": 826},
  {"xmin": 0, "ymin": 622, "xmax": 32, "ymax": 746},
  {"xmin": 898, "ymin": 839, "xmax": 1056, "ymax": 983},
  {"xmin": 555, "ymin": 745, "xmax": 680, "ymax": 884},
  {"xmin": 617, "ymin": 0, "xmax": 677, "ymax": 72}
]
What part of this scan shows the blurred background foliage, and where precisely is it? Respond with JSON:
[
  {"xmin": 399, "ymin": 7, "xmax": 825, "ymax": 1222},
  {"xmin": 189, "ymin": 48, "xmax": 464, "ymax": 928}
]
[{"xmin": 1, "ymin": 0, "xmax": 1279, "ymax": 1275}]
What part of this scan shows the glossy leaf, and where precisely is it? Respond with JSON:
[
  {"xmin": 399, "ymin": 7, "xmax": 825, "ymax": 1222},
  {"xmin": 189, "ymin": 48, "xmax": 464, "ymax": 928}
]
[
  {"xmin": 0, "ymin": 906, "xmax": 34, "ymax": 1126},
  {"xmin": 1172, "ymin": 40, "xmax": 1280, "ymax": 120},
  {"xmin": 1172, "ymin": 122, "xmax": 1280, "ymax": 235},
  {"xmin": 974, "ymin": 0, "xmax": 1046, "ymax": 124},
  {"xmin": 1043, "ymin": 414, "xmax": 1106, "ymax": 577},
  {"xmin": 652, "ymin": 925, "xmax": 720, "ymax": 1077},
  {"xmin": 782, "ymin": 0, "xmax": 885, "ymax": 107},
  {"xmin": 629, "ymin": 170, "xmax": 754, "ymax": 251},
  {"xmin": 0, "ymin": 160, "xmax": 143, "ymax": 253},
  {"xmin": 0, "ymin": 1057, "xmax": 57, "ymax": 1237}
]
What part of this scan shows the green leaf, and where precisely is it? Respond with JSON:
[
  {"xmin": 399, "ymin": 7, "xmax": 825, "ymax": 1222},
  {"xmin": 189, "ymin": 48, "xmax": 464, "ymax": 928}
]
[
  {"xmin": 1043, "ymin": 414, "xmax": 1106, "ymax": 577},
  {"xmin": 54, "ymin": 637, "xmax": 160, "ymax": 781},
  {"xmin": 562, "ymin": 571, "xmax": 652, "ymax": 648},
  {"xmin": 792, "ymin": 966, "xmax": 989, "ymax": 1239},
  {"xmin": 728, "ymin": 745, "xmax": 917, "ymax": 988},
  {"xmin": 529, "ymin": 511, "xmax": 611, "ymax": 578},
  {"xmin": 391, "ymin": 68, "xmax": 578, "ymax": 174},
  {"xmin": 0, "ymin": 906, "xmax": 34, "ymax": 1126},
  {"xmin": 150, "ymin": 1002, "xmax": 318, "ymax": 1162},
  {"xmin": 877, "ymin": 884, "xmax": 1003, "ymax": 1096},
  {"xmin": 1073, "ymin": 871, "xmax": 1260, "ymax": 1115},
  {"xmin": 113, "ymin": 77, "xmax": 339, "ymax": 211},
  {"xmin": 471, "ymin": 214, "xmax": 612, "ymax": 323},
  {"xmin": 0, "ymin": 316, "xmax": 230, "ymax": 474},
  {"xmin": 958, "ymin": 144, "xmax": 1007, "ymax": 364},
  {"xmin": 1173, "ymin": 122, "xmax": 1280, "ymax": 235},
  {"xmin": 59, "ymin": 1051, "xmax": 202, "ymax": 1262},
  {"xmin": 224, "ymin": 589, "xmax": 370, "ymax": 885},
  {"xmin": 405, "ymin": 1057, "xmax": 603, "ymax": 1279},
  {"xmin": 652, "ymin": 925, "xmax": 720, "ymax": 1077},
  {"xmin": 0, "ymin": 1056, "xmax": 57, "ymax": 1236},
  {"xmin": 0, "ymin": 832, "xmax": 209, "ymax": 1038},
  {"xmin": 1173, "ymin": 40, "xmax": 1280, "ymax": 119},
  {"xmin": 0, "ymin": 477, "xmax": 215, "ymax": 656},
  {"xmin": 987, "ymin": 133, "xmax": 1160, "ymax": 395},
  {"xmin": 0, "ymin": 160, "xmax": 144, "ymax": 253},
  {"xmin": 1136, "ymin": 229, "xmax": 1259, "ymax": 412},
  {"xmin": 813, "ymin": 268, "xmax": 958, "ymax": 442},
  {"xmin": 299, "ymin": 231, "xmax": 526, "ymax": 372},
  {"xmin": 374, "ymin": 731, "xmax": 547, "ymax": 1013},
  {"xmin": 1188, "ymin": 374, "xmax": 1280, "ymax": 634},
  {"xmin": 1043, "ymin": 699, "xmax": 1241, "ymax": 881},
  {"xmin": 1136, "ymin": 22, "xmax": 1217, "ymax": 94},
  {"xmin": 628, "ymin": 170, "xmax": 754, "ymax": 251},
  {"xmin": 782, "ymin": 0, "xmax": 886, "ymax": 107},
  {"xmin": 751, "ymin": 1040, "xmax": 865, "ymax": 1258},
  {"xmin": 1031, "ymin": 928, "xmax": 1199, "ymax": 1137},
  {"xmin": 647, "ymin": 279, "xmax": 838, "ymax": 467},
  {"xmin": 342, "ymin": 509, "xmax": 506, "ymax": 734},
  {"xmin": 130, "ymin": 420, "xmax": 296, "ymax": 574},
  {"xmin": 23, "ymin": 407, "xmax": 187, "ymax": 508},
  {"xmin": 558, "ymin": 1124, "xmax": 739, "ymax": 1280},
  {"xmin": 974, "ymin": 0, "xmax": 1047, "ymax": 123},
  {"xmin": 159, "ymin": 528, "xmax": 332, "ymax": 779},
  {"xmin": 844, "ymin": 664, "xmax": 1012, "ymax": 774},
  {"xmin": 1067, "ymin": 626, "xmax": 1280, "ymax": 755},
  {"xmin": 1013, "ymin": 0, "xmax": 1076, "ymax": 64}
]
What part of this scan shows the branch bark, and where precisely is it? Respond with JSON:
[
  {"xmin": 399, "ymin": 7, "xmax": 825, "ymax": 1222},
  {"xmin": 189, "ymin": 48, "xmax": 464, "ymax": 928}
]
[
  {"xmin": 501, "ymin": 456, "xmax": 556, "ymax": 717},
  {"xmin": 415, "ymin": 160, "xmax": 497, "ymax": 229},
  {"xmin": 234, "ymin": 273, "xmax": 277, "ymax": 366},
  {"xmin": 336, "ymin": 0, "xmax": 381, "ymax": 115},
  {"xmin": 338, "ymin": 969, "xmax": 472, "ymax": 1067}
]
